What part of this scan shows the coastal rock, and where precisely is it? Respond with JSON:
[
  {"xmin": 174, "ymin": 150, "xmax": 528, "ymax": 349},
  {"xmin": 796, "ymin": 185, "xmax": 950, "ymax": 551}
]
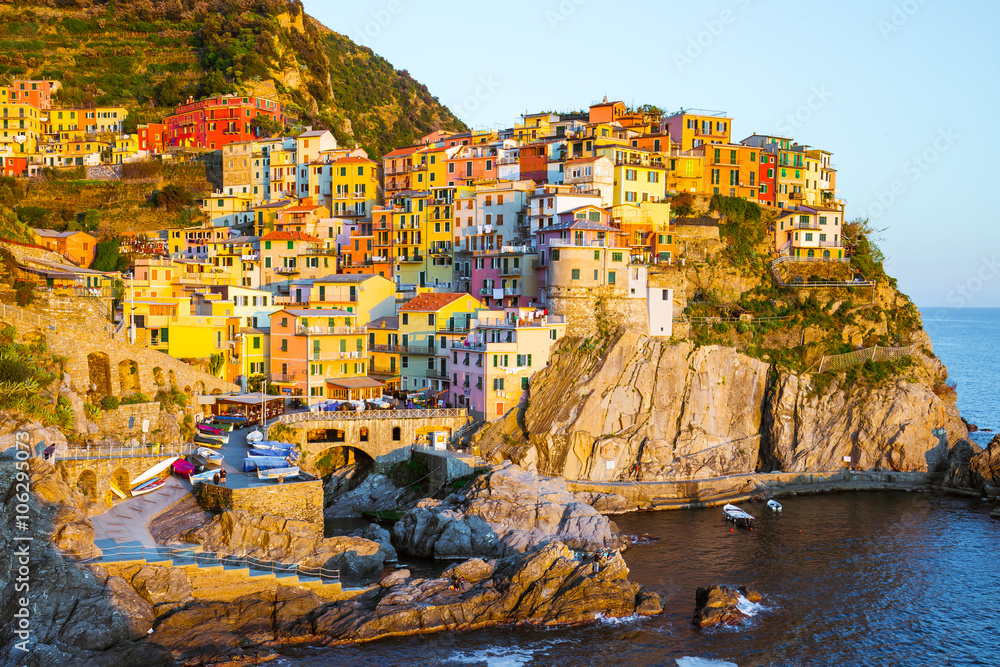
[
  {"xmin": 120, "ymin": 564, "xmax": 194, "ymax": 613},
  {"xmin": 693, "ymin": 584, "xmax": 762, "ymax": 628},
  {"xmin": 941, "ymin": 439, "xmax": 985, "ymax": 491},
  {"xmin": 312, "ymin": 541, "xmax": 662, "ymax": 644},
  {"xmin": 962, "ymin": 417, "xmax": 979, "ymax": 433},
  {"xmin": 324, "ymin": 471, "xmax": 403, "ymax": 518},
  {"xmin": 183, "ymin": 509, "xmax": 392, "ymax": 584},
  {"xmin": 573, "ymin": 490, "xmax": 643, "ymax": 514},
  {"xmin": 970, "ymin": 434, "xmax": 1000, "ymax": 488},
  {"xmin": 392, "ymin": 462, "xmax": 623, "ymax": 559}
]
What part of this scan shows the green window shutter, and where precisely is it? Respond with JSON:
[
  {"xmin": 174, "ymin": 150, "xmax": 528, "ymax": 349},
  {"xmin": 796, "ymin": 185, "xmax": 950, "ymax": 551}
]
[
  {"xmin": 521, "ymin": 377, "xmax": 529, "ymax": 390},
  {"xmin": 356, "ymin": 339, "xmax": 363, "ymax": 351},
  {"xmin": 340, "ymin": 339, "xmax": 346, "ymax": 352},
  {"xmin": 493, "ymin": 355, "xmax": 498, "ymax": 367},
  {"xmin": 265, "ymin": 241, "xmax": 271, "ymax": 250},
  {"xmin": 252, "ymin": 337, "xmax": 259, "ymax": 349},
  {"xmin": 287, "ymin": 241, "xmax": 293, "ymax": 250}
]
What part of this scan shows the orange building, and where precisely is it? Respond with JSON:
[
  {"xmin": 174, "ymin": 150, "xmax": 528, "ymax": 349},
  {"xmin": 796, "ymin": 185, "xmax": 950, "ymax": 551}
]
[
  {"xmin": 31, "ymin": 229, "xmax": 97, "ymax": 267},
  {"xmin": 138, "ymin": 123, "xmax": 166, "ymax": 154}
]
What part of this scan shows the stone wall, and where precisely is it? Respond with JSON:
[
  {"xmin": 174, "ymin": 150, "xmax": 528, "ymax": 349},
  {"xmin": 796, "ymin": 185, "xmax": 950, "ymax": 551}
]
[
  {"xmin": 85, "ymin": 165, "xmax": 121, "ymax": 180},
  {"xmin": 545, "ymin": 285, "xmax": 650, "ymax": 338},
  {"xmin": 0, "ymin": 240, "xmax": 68, "ymax": 265},
  {"xmin": 195, "ymin": 480, "xmax": 324, "ymax": 535},
  {"xmin": 97, "ymin": 402, "xmax": 162, "ymax": 440},
  {"xmin": 55, "ymin": 451, "xmax": 175, "ymax": 507},
  {"xmin": 412, "ymin": 449, "xmax": 477, "ymax": 487}
]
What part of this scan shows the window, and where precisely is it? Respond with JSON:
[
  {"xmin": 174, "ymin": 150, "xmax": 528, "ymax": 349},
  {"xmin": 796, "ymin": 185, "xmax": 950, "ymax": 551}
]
[
  {"xmin": 402, "ymin": 313, "xmax": 408, "ymax": 325},
  {"xmin": 608, "ymin": 271, "xmax": 616, "ymax": 284},
  {"xmin": 521, "ymin": 377, "xmax": 529, "ymax": 390},
  {"xmin": 392, "ymin": 426, "xmax": 401, "ymax": 441},
  {"xmin": 280, "ymin": 339, "xmax": 287, "ymax": 352},
  {"xmin": 612, "ymin": 252, "xmax": 623, "ymax": 263},
  {"xmin": 571, "ymin": 268, "xmax": 581, "ymax": 280},
  {"xmin": 428, "ymin": 313, "xmax": 435, "ymax": 326}
]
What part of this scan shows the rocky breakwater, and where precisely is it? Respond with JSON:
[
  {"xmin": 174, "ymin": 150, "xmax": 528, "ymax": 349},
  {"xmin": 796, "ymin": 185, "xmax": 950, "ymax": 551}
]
[
  {"xmin": 309, "ymin": 542, "xmax": 663, "ymax": 644},
  {"xmin": 475, "ymin": 329, "xmax": 968, "ymax": 484},
  {"xmin": 393, "ymin": 461, "xmax": 622, "ymax": 559},
  {"xmin": 180, "ymin": 509, "xmax": 396, "ymax": 584}
]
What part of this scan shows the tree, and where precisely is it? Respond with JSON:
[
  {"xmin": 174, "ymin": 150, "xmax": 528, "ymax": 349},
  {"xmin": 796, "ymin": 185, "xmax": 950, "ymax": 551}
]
[
  {"xmin": 82, "ymin": 209, "xmax": 101, "ymax": 232},
  {"xmin": 151, "ymin": 184, "xmax": 193, "ymax": 212},
  {"xmin": 91, "ymin": 239, "xmax": 129, "ymax": 272},
  {"xmin": 122, "ymin": 112, "xmax": 139, "ymax": 134},
  {"xmin": 154, "ymin": 76, "xmax": 184, "ymax": 107},
  {"xmin": 208, "ymin": 352, "xmax": 226, "ymax": 378},
  {"xmin": 111, "ymin": 278, "xmax": 125, "ymax": 313},
  {"xmin": 250, "ymin": 114, "xmax": 283, "ymax": 138}
]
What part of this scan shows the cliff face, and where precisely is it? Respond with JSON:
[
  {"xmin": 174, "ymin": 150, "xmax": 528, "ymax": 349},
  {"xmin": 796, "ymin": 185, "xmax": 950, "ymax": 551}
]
[{"xmin": 477, "ymin": 331, "xmax": 967, "ymax": 482}]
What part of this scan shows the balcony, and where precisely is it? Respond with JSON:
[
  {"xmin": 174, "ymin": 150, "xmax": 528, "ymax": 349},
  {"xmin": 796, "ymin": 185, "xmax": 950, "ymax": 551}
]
[
  {"xmin": 436, "ymin": 323, "xmax": 471, "ymax": 334},
  {"xmin": 271, "ymin": 373, "xmax": 302, "ymax": 383},
  {"xmin": 793, "ymin": 222, "xmax": 820, "ymax": 230},
  {"xmin": 313, "ymin": 351, "xmax": 366, "ymax": 360},
  {"xmin": 274, "ymin": 266, "xmax": 300, "ymax": 275},
  {"xmin": 399, "ymin": 345, "xmax": 434, "ymax": 355},
  {"xmin": 399, "ymin": 254, "xmax": 425, "ymax": 263},
  {"xmin": 789, "ymin": 192, "xmax": 805, "ymax": 200},
  {"xmin": 547, "ymin": 238, "xmax": 608, "ymax": 248},
  {"xmin": 340, "ymin": 258, "xmax": 374, "ymax": 268},
  {"xmin": 426, "ymin": 367, "xmax": 451, "ymax": 380},
  {"xmin": 296, "ymin": 325, "xmax": 367, "ymax": 336},
  {"xmin": 370, "ymin": 343, "xmax": 403, "ymax": 353}
]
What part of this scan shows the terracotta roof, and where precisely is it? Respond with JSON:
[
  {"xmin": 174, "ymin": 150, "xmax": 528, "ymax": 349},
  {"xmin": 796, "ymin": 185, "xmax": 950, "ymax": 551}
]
[
  {"xmin": 399, "ymin": 292, "xmax": 477, "ymax": 312},
  {"xmin": 334, "ymin": 156, "xmax": 375, "ymax": 164},
  {"xmin": 282, "ymin": 309, "xmax": 355, "ymax": 317},
  {"xmin": 383, "ymin": 146, "xmax": 419, "ymax": 158},
  {"xmin": 277, "ymin": 205, "xmax": 323, "ymax": 213},
  {"xmin": 259, "ymin": 231, "xmax": 321, "ymax": 242}
]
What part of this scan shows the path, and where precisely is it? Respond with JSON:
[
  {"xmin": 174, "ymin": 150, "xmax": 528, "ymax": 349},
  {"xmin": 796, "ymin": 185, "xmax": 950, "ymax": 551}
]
[{"xmin": 91, "ymin": 476, "xmax": 190, "ymax": 551}]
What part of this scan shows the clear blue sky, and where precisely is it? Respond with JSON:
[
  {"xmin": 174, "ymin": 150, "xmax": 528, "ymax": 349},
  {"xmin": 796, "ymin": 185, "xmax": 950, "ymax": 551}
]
[{"xmin": 306, "ymin": 0, "xmax": 999, "ymax": 307}]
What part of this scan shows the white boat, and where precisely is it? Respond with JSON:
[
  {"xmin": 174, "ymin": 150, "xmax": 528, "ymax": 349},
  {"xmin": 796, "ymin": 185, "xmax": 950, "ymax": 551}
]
[
  {"xmin": 257, "ymin": 466, "xmax": 299, "ymax": 481},
  {"xmin": 189, "ymin": 469, "xmax": 219, "ymax": 484},
  {"xmin": 131, "ymin": 478, "xmax": 165, "ymax": 496},
  {"xmin": 197, "ymin": 447, "xmax": 224, "ymax": 463},
  {"xmin": 195, "ymin": 431, "xmax": 229, "ymax": 445},
  {"xmin": 246, "ymin": 429, "xmax": 264, "ymax": 444},
  {"xmin": 723, "ymin": 503, "xmax": 755, "ymax": 526},
  {"xmin": 767, "ymin": 499, "xmax": 783, "ymax": 512},
  {"xmin": 109, "ymin": 480, "xmax": 128, "ymax": 499},
  {"xmin": 130, "ymin": 457, "xmax": 180, "ymax": 486}
]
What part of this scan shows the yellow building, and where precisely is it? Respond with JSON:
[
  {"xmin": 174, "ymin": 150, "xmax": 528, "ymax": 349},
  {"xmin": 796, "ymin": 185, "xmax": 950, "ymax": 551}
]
[
  {"xmin": 668, "ymin": 150, "xmax": 705, "ymax": 194},
  {"xmin": 289, "ymin": 273, "xmax": 396, "ymax": 324},
  {"xmin": 236, "ymin": 327, "xmax": 270, "ymax": 384},
  {"xmin": 259, "ymin": 231, "xmax": 333, "ymax": 290},
  {"xmin": 596, "ymin": 145, "xmax": 667, "ymax": 206},
  {"xmin": 0, "ymin": 102, "xmax": 43, "ymax": 154},
  {"xmin": 398, "ymin": 292, "xmax": 484, "ymax": 396},
  {"xmin": 774, "ymin": 147, "xmax": 807, "ymax": 209}
]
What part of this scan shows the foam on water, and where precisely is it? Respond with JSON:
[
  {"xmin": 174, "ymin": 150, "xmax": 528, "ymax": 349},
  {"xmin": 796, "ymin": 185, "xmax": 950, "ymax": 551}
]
[
  {"xmin": 735, "ymin": 594, "xmax": 765, "ymax": 617},
  {"xmin": 675, "ymin": 658, "xmax": 739, "ymax": 667}
]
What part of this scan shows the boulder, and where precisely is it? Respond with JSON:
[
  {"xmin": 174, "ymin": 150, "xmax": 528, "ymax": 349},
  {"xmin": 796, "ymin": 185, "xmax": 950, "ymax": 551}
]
[
  {"xmin": 693, "ymin": 584, "xmax": 762, "ymax": 628},
  {"xmin": 393, "ymin": 462, "xmax": 623, "ymax": 559},
  {"xmin": 941, "ymin": 439, "xmax": 985, "ymax": 491},
  {"xmin": 573, "ymin": 491, "xmax": 642, "ymax": 514},
  {"xmin": 971, "ymin": 434, "xmax": 1000, "ymax": 488},
  {"xmin": 324, "ymin": 471, "xmax": 403, "ymax": 518},
  {"xmin": 124, "ymin": 564, "xmax": 193, "ymax": 612}
]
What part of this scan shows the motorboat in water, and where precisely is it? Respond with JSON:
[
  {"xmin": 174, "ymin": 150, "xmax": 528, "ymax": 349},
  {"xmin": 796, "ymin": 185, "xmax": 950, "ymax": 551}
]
[
  {"xmin": 723, "ymin": 503, "xmax": 755, "ymax": 527},
  {"xmin": 767, "ymin": 499, "xmax": 783, "ymax": 512}
]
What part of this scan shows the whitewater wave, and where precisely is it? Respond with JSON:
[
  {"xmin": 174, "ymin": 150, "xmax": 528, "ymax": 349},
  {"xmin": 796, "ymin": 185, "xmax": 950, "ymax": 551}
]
[
  {"xmin": 735, "ymin": 593, "xmax": 765, "ymax": 617},
  {"xmin": 445, "ymin": 648, "xmax": 537, "ymax": 667},
  {"xmin": 676, "ymin": 658, "xmax": 739, "ymax": 667},
  {"xmin": 592, "ymin": 612, "xmax": 647, "ymax": 626}
]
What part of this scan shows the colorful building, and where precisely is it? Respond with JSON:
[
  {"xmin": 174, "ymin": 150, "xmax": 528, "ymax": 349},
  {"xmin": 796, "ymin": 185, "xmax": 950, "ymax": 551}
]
[{"xmin": 163, "ymin": 94, "xmax": 285, "ymax": 150}]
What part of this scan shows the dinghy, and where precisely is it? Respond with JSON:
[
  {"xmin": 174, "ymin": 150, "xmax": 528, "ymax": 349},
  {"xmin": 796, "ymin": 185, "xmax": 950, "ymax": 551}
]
[
  {"xmin": 131, "ymin": 478, "xmax": 165, "ymax": 496},
  {"xmin": 767, "ymin": 499, "xmax": 783, "ymax": 512},
  {"xmin": 257, "ymin": 466, "xmax": 299, "ymax": 481},
  {"xmin": 197, "ymin": 447, "xmax": 224, "ymax": 464},
  {"xmin": 189, "ymin": 469, "xmax": 219, "ymax": 484},
  {"xmin": 172, "ymin": 459, "xmax": 195, "ymax": 477},
  {"xmin": 723, "ymin": 503, "xmax": 755, "ymax": 527},
  {"xmin": 194, "ymin": 433, "xmax": 226, "ymax": 447},
  {"xmin": 246, "ymin": 429, "xmax": 264, "ymax": 444}
]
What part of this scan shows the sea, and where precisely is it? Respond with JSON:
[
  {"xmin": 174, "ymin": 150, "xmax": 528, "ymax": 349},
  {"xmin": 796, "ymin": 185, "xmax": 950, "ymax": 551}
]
[{"xmin": 274, "ymin": 307, "xmax": 1000, "ymax": 667}]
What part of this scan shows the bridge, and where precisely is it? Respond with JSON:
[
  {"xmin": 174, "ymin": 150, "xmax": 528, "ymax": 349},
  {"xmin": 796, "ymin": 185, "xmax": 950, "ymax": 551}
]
[{"xmin": 274, "ymin": 408, "xmax": 473, "ymax": 473}]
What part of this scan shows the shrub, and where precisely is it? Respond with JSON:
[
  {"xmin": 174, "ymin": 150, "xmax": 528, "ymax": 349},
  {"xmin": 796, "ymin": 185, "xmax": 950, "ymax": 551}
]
[
  {"xmin": 13, "ymin": 279, "xmax": 35, "ymax": 307},
  {"xmin": 100, "ymin": 395, "xmax": 120, "ymax": 411},
  {"xmin": 83, "ymin": 403, "xmax": 102, "ymax": 421},
  {"xmin": 736, "ymin": 321, "xmax": 750, "ymax": 334},
  {"xmin": 120, "ymin": 392, "xmax": 150, "ymax": 405}
]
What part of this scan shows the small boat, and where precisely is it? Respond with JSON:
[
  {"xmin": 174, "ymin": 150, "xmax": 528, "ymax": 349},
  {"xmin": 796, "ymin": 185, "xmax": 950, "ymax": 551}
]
[
  {"xmin": 172, "ymin": 459, "xmax": 195, "ymax": 477},
  {"xmin": 109, "ymin": 481, "xmax": 128, "ymax": 500},
  {"xmin": 257, "ymin": 466, "xmax": 299, "ymax": 481},
  {"xmin": 197, "ymin": 447, "xmax": 224, "ymax": 463},
  {"xmin": 213, "ymin": 414, "xmax": 250, "ymax": 427},
  {"xmin": 246, "ymin": 429, "xmax": 264, "ymax": 444},
  {"xmin": 131, "ymin": 478, "xmax": 165, "ymax": 496},
  {"xmin": 723, "ymin": 503, "xmax": 755, "ymax": 527},
  {"xmin": 189, "ymin": 469, "xmax": 219, "ymax": 484},
  {"xmin": 130, "ymin": 457, "xmax": 181, "ymax": 486},
  {"xmin": 767, "ymin": 499, "xmax": 783, "ymax": 512},
  {"xmin": 197, "ymin": 423, "xmax": 227, "ymax": 436},
  {"xmin": 194, "ymin": 433, "xmax": 227, "ymax": 447}
]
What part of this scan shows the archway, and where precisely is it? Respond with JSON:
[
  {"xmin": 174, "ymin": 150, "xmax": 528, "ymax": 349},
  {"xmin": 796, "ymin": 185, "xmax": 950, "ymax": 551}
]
[
  {"xmin": 310, "ymin": 445, "xmax": 374, "ymax": 478},
  {"xmin": 118, "ymin": 359, "xmax": 140, "ymax": 396},
  {"xmin": 392, "ymin": 426, "xmax": 401, "ymax": 441},
  {"xmin": 152, "ymin": 367, "xmax": 165, "ymax": 387},
  {"xmin": 168, "ymin": 369, "xmax": 177, "ymax": 388},
  {"xmin": 110, "ymin": 467, "xmax": 131, "ymax": 499},
  {"xmin": 87, "ymin": 352, "xmax": 111, "ymax": 399},
  {"xmin": 77, "ymin": 469, "xmax": 98, "ymax": 501},
  {"xmin": 194, "ymin": 381, "xmax": 206, "ymax": 396}
]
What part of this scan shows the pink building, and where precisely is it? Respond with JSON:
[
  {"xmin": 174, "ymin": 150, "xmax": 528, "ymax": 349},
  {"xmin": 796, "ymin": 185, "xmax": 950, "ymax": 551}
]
[
  {"xmin": 469, "ymin": 246, "xmax": 539, "ymax": 310},
  {"xmin": 448, "ymin": 310, "xmax": 567, "ymax": 420}
]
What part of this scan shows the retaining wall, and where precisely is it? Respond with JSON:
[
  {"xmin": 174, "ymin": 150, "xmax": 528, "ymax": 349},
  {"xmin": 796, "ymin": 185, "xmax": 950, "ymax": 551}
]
[{"xmin": 195, "ymin": 480, "xmax": 324, "ymax": 535}]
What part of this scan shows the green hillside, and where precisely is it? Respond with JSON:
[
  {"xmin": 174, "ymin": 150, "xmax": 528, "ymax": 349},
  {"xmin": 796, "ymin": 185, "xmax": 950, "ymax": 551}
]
[{"xmin": 0, "ymin": 0, "xmax": 467, "ymax": 157}]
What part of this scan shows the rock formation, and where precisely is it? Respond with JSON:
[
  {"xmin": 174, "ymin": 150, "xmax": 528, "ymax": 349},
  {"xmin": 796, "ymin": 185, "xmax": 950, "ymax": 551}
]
[
  {"xmin": 971, "ymin": 434, "xmax": 1000, "ymax": 489},
  {"xmin": 393, "ymin": 461, "xmax": 622, "ymax": 559},
  {"xmin": 310, "ymin": 542, "xmax": 662, "ymax": 644},
  {"xmin": 693, "ymin": 584, "xmax": 763, "ymax": 628},
  {"xmin": 475, "ymin": 331, "xmax": 968, "ymax": 482}
]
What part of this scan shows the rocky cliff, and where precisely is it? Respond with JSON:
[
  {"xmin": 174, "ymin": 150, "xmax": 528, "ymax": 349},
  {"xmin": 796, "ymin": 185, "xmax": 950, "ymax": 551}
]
[{"xmin": 476, "ymin": 329, "xmax": 968, "ymax": 483}]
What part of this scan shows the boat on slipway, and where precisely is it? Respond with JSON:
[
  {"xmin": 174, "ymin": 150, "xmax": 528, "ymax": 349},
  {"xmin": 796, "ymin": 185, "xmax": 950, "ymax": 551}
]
[
  {"xmin": 131, "ymin": 478, "xmax": 165, "ymax": 496},
  {"xmin": 130, "ymin": 457, "xmax": 180, "ymax": 487},
  {"xmin": 723, "ymin": 503, "xmax": 755, "ymax": 527}
]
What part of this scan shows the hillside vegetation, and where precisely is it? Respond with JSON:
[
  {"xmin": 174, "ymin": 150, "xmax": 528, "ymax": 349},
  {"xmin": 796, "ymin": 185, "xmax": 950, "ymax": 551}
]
[{"xmin": 1, "ymin": 0, "xmax": 467, "ymax": 157}]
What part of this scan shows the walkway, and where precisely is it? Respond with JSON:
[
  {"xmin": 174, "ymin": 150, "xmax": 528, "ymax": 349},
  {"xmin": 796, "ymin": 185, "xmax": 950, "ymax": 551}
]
[{"xmin": 91, "ymin": 476, "xmax": 190, "ymax": 550}]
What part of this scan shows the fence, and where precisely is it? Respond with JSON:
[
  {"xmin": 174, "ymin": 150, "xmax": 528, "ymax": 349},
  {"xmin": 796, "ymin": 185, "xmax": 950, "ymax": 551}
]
[
  {"xmin": 277, "ymin": 408, "xmax": 468, "ymax": 424},
  {"xmin": 816, "ymin": 344, "xmax": 919, "ymax": 373},
  {"xmin": 0, "ymin": 303, "xmax": 55, "ymax": 331},
  {"xmin": 770, "ymin": 256, "xmax": 873, "ymax": 289},
  {"xmin": 57, "ymin": 544, "xmax": 340, "ymax": 584},
  {"xmin": 56, "ymin": 443, "xmax": 200, "ymax": 461}
]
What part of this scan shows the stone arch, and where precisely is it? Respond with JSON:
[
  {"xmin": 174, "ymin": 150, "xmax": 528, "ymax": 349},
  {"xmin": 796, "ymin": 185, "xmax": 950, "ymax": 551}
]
[
  {"xmin": 118, "ymin": 359, "xmax": 140, "ymax": 396},
  {"xmin": 110, "ymin": 467, "xmax": 131, "ymax": 499},
  {"xmin": 87, "ymin": 352, "xmax": 112, "ymax": 399},
  {"xmin": 310, "ymin": 445, "xmax": 374, "ymax": 477},
  {"xmin": 77, "ymin": 469, "xmax": 98, "ymax": 501},
  {"xmin": 184, "ymin": 385, "xmax": 191, "ymax": 394},
  {"xmin": 152, "ymin": 367, "xmax": 165, "ymax": 386},
  {"xmin": 392, "ymin": 426, "xmax": 401, "ymax": 441},
  {"xmin": 168, "ymin": 369, "xmax": 177, "ymax": 388},
  {"xmin": 194, "ymin": 381, "xmax": 205, "ymax": 396}
]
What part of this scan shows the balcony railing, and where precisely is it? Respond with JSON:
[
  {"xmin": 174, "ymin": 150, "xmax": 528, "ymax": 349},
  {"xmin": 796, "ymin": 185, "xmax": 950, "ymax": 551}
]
[
  {"xmin": 546, "ymin": 238, "xmax": 608, "ymax": 248},
  {"xmin": 425, "ymin": 367, "xmax": 451, "ymax": 380},
  {"xmin": 296, "ymin": 325, "xmax": 367, "ymax": 336},
  {"xmin": 274, "ymin": 266, "xmax": 300, "ymax": 275},
  {"xmin": 398, "ymin": 254, "xmax": 425, "ymax": 263},
  {"xmin": 272, "ymin": 373, "xmax": 302, "ymax": 383},
  {"xmin": 789, "ymin": 192, "xmax": 805, "ymax": 200}
]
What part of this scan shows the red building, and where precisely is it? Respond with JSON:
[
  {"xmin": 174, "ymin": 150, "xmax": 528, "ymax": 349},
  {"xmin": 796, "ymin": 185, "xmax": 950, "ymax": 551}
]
[
  {"xmin": 1, "ymin": 156, "xmax": 28, "ymax": 177},
  {"xmin": 3, "ymin": 80, "xmax": 55, "ymax": 110},
  {"xmin": 756, "ymin": 151, "xmax": 776, "ymax": 207},
  {"xmin": 163, "ymin": 94, "xmax": 285, "ymax": 150},
  {"xmin": 138, "ymin": 123, "xmax": 166, "ymax": 154},
  {"xmin": 518, "ymin": 143, "xmax": 548, "ymax": 183}
]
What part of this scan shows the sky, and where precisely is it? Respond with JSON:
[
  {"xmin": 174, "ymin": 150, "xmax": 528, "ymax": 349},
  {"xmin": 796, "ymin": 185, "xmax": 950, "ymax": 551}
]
[{"xmin": 306, "ymin": 0, "xmax": 1000, "ymax": 307}]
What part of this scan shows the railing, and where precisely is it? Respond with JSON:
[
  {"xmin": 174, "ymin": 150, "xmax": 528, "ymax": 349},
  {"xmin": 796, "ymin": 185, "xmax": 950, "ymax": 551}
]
[
  {"xmin": 425, "ymin": 368, "xmax": 451, "ymax": 380},
  {"xmin": 56, "ymin": 443, "xmax": 200, "ymax": 461},
  {"xmin": 271, "ymin": 373, "xmax": 302, "ymax": 383},
  {"xmin": 398, "ymin": 254, "xmax": 425, "ymax": 263},
  {"xmin": 816, "ymin": 344, "xmax": 919, "ymax": 374},
  {"xmin": 274, "ymin": 266, "xmax": 300, "ymax": 275},
  {"xmin": 57, "ymin": 544, "xmax": 340, "ymax": 584},
  {"xmin": 546, "ymin": 238, "xmax": 608, "ymax": 248},
  {"xmin": 278, "ymin": 408, "xmax": 468, "ymax": 423},
  {"xmin": 296, "ymin": 325, "xmax": 367, "ymax": 335},
  {"xmin": 0, "ymin": 303, "xmax": 56, "ymax": 331}
]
